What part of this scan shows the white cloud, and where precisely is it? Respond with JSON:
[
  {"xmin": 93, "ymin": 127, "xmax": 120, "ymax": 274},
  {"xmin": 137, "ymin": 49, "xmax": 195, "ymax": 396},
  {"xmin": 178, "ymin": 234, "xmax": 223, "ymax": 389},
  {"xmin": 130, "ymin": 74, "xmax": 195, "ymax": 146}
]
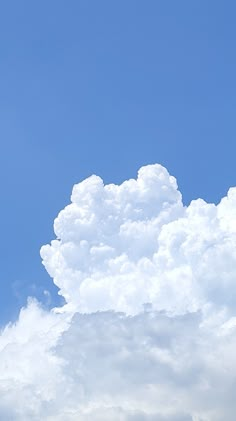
[
  {"xmin": 1, "ymin": 164, "xmax": 236, "ymax": 420},
  {"xmin": 41, "ymin": 164, "xmax": 236, "ymax": 317}
]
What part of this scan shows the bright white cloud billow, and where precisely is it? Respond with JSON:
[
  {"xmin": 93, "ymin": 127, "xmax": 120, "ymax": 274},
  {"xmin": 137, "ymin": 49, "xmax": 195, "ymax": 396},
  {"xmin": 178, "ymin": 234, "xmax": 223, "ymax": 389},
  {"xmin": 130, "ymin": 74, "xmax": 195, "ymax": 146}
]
[{"xmin": 1, "ymin": 164, "xmax": 236, "ymax": 420}]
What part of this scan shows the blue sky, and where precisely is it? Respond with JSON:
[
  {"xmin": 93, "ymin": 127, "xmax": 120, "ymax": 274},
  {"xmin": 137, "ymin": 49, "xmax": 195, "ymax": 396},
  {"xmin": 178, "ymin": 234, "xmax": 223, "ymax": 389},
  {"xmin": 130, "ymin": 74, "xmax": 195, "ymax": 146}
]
[{"xmin": 0, "ymin": 1, "xmax": 236, "ymax": 324}]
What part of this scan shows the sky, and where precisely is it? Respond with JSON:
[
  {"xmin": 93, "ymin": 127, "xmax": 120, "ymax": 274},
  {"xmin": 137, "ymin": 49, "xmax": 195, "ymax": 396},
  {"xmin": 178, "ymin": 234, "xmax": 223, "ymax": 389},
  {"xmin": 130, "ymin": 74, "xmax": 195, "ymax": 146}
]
[
  {"xmin": 1, "ymin": 1, "xmax": 236, "ymax": 322},
  {"xmin": 1, "ymin": 2, "xmax": 236, "ymax": 418}
]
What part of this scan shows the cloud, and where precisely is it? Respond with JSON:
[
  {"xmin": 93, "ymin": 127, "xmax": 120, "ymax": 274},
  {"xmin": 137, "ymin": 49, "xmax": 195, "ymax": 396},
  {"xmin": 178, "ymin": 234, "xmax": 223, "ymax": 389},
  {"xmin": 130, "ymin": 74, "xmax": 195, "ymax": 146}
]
[
  {"xmin": 41, "ymin": 164, "xmax": 236, "ymax": 317},
  {"xmin": 1, "ymin": 304, "xmax": 236, "ymax": 420},
  {"xmin": 1, "ymin": 164, "xmax": 236, "ymax": 420}
]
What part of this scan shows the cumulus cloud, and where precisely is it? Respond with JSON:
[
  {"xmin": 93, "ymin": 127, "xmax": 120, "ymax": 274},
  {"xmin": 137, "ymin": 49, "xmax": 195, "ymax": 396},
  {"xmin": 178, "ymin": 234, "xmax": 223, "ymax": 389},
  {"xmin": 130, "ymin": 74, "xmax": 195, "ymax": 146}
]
[
  {"xmin": 1, "ymin": 164, "xmax": 236, "ymax": 420},
  {"xmin": 41, "ymin": 164, "xmax": 236, "ymax": 317}
]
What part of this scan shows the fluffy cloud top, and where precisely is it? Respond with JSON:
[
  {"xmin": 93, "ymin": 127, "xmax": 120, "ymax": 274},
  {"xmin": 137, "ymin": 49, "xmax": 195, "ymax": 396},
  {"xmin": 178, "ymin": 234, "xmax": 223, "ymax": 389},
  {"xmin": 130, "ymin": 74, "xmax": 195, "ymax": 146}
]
[
  {"xmin": 1, "ymin": 164, "xmax": 236, "ymax": 420},
  {"xmin": 41, "ymin": 164, "xmax": 236, "ymax": 317}
]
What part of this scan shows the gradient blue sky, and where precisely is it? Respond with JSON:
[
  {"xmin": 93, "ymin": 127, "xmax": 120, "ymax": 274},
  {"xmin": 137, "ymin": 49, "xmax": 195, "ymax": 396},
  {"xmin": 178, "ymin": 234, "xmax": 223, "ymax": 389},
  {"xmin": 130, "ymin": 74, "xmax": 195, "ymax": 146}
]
[{"xmin": 0, "ymin": 1, "xmax": 235, "ymax": 324}]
